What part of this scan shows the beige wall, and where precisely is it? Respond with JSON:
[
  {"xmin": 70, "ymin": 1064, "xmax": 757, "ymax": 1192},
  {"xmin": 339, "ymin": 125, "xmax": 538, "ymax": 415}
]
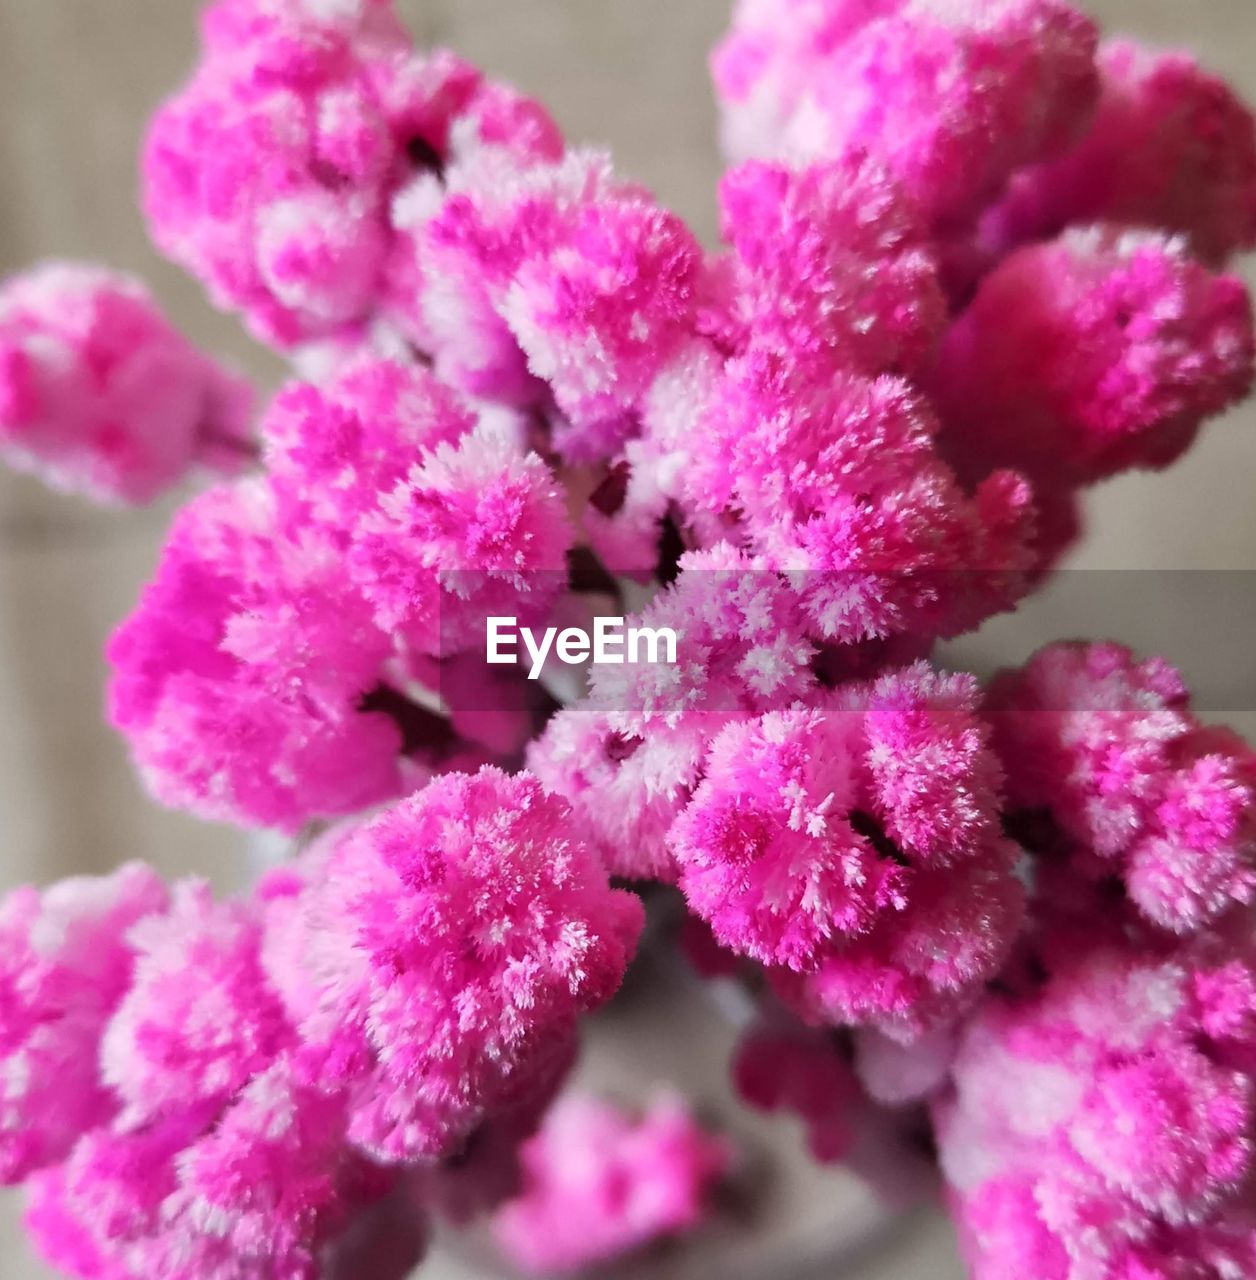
[{"xmin": 0, "ymin": 2, "xmax": 1252, "ymax": 1276}]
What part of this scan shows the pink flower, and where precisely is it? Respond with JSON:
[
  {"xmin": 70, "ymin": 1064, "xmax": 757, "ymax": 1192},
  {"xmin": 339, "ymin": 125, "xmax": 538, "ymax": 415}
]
[
  {"xmin": 932, "ymin": 228, "xmax": 1255, "ymax": 550},
  {"xmin": 734, "ymin": 1016, "xmax": 859, "ymax": 1161},
  {"xmin": 0, "ymin": 264, "xmax": 252, "ymax": 503},
  {"xmin": 587, "ymin": 544, "xmax": 817, "ymax": 739},
  {"xmin": 100, "ymin": 883, "xmax": 290, "ymax": 1123},
  {"xmin": 0, "ymin": 865, "xmax": 168, "ymax": 1183},
  {"xmin": 671, "ymin": 701, "xmax": 906, "ymax": 970},
  {"xmin": 694, "ymin": 351, "xmax": 1037, "ymax": 644},
  {"xmin": 280, "ymin": 769, "xmax": 644, "ymax": 1161},
  {"xmin": 398, "ymin": 149, "xmax": 704, "ymax": 460},
  {"xmin": 672, "ymin": 664, "xmax": 1021, "ymax": 1035},
  {"xmin": 987, "ymin": 39, "xmax": 1256, "ymax": 265},
  {"xmin": 527, "ymin": 706, "xmax": 706, "ymax": 882},
  {"xmin": 107, "ymin": 476, "xmax": 406, "ymax": 831},
  {"xmin": 937, "ymin": 929, "xmax": 1256, "ymax": 1279},
  {"xmin": 146, "ymin": 0, "xmax": 561, "ymax": 347},
  {"xmin": 25, "ymin": 1059, "xmax": 404, "ymax": 1280},
  {"xmin": 988, "ymin": 642, "xmax": 1256, "ymax": 933},
  {"xmin": 714, "ymin": 0, "xmax": 1099, "ymax": 227},
  {"xmin": 709, "ymin": 155, "xmax": 946, "ymax": 378},
  {"xmin": 492, "ymin": 1092, "xmax": 731, "ymax": 1274},
  {"xmin": 350, "ymin": 410, "xmax": 573, "ymax": 654}
]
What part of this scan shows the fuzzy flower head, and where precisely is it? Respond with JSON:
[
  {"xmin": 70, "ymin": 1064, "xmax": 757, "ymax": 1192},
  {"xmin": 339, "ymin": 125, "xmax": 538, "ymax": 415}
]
[
  {"xmin": 772, "ymin": 842, "xmax": 1024, "ymax": 1041},
  {"xmin": 351, "ymin": 412, "xmax": 573, "ymax": 655},
  {"xmin": 527, "ymin": 706, "xmax": 707, "ymax": 883},
  {"xmin": 670, "ymin": 701, "xmax": 906, "ymax": 970},
  {"xmin": 693, "ymin": 351, "xmax": 1036, "ymax": 645},
  {"xmin": 933, "ymin": 227, "xmax": 1256, "ymax": 494},
  {"xmin": 25, "ymin": 1059, "xmax": 400, "ymax": 1280},
  {"xmin": 284, "ymin": 769, "xmax": 644, "ymax": 1162},
  {"xmin": 107, "ymin": 475, "xmax": 405, "ymax": 831},
  {"xmin": 100, "ymin": 882, "xmax": 291, "ymax": 1124},
  {"xmin": 492, "ymin": 1093, "xmax": 731, "ymax": 1275},
  {"xmin": 262, "ymin": 356, "xmax": 572, "ymax": 658},
  {"xmin": 713, "ymin": 0, "xmax": 1100, "ymax": 227},
  {"xmin": 146, "ymin": 0, "xmax": 562, "ymax": 347},
  {"xmin": 0, "ymin": 865, "xmax": 169, "ymax": 1184},
  {"xmin": 396, "ymin": 148, "xmax": 704, "ymax": 460},
  {"xmin": 588, "ymin": 544, "xmax": 818, "ymax": 740},
  {"xmin": 987, "ymin": 641, "xmax": 1256, "ymax": 934},
  {"xmin": 937, "ymin": 930, "xmax": 1256, "ymax": 1280},
  {"xmin": 988, "ymin": 38, "xmax": 1256, "ymax": 266},
  {"xmin": 0, "ymin": 264, "xmax": 252, "ymax": 503},
  {"xmin": 671, "ymin": 664, "xmax": 1017, "ymax": 1027},
  {"xmin": 709, "ymin": 154, "xmax": 946, "ymax": 378}
]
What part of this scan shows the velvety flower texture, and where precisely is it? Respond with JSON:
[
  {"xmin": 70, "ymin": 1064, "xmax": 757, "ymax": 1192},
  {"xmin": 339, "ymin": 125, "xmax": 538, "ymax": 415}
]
[
  {"xmin": 0, "ymin": 264, "xmax": 252, "ymax": 503},
  {"xmin": 700, "ymin": 667, "xmax": 1024, "ymax": 1040},
  {"xmin": 931, "ymin": 227, "xmax": 1255, "ymax": 564},
  {"xmin": 937, "ymin": 925, "xmax": 1256, "ymax": 1280},
  {"xmin": 145, "ymin": 0, "xmax": 563, "ymax": 347},
  {"xmin": 2, "ymin": 864, "xmax": 411, "ymax": 1280},
  {"xmin": 3, "ymin": 769, "xmax": 643, "ymax": 1279},
  {"xmin": 5, "ymin": 0, "xmax": 1256, "ymax": 1275},
  {"xmin": 395, "ymin": 147, "xmax": 706, "ymax": 461},
  {"xmin": 0, "ymin": 865, "xmax": 168, "ymax": 1184},
  {"xmin": 987, "ymin": 39, "xmax": 1256, "ymax": 266},
  {"xmin": 707, "ymin": 154, "xmax": 947, "ymax": 379},
  {"xmin": 109, "ymin": 357, "xmax": 571, "ymax": 831},
  {"xmin": 284, "ymin": 769, "xmax": 644, "ymax": 1161},
  {"xmin": 987, "ymin": 641, "xmax": 1256, "ymax": 934},
  {"xmin": 492, "ymin": 1093, "xmax": 731, "ymax": 1274},
  {"xmin": 713, "ymin": 0, "xmax": 1100, "ymax": 226}
]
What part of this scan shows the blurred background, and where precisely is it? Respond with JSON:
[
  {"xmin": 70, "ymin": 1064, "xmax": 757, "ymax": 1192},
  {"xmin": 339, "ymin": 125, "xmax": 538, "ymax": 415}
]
[{"xmin": 0, "ymin": 1, "xmax": 1252, "ymax": 1276}]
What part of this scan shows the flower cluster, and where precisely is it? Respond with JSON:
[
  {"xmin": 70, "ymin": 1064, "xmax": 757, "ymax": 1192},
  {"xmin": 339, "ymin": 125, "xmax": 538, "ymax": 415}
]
[
  {"xmin": 107, "ymin": 357, "xmax": 571, "ymax": 831},
  {"xmin": 144, "ymin": 0, "xmax": 562, "ymax": 348},
  {"xmin": 988, "ymin": 641, "xmax": 1256, "ymax": 933},
  {"xmin": 492, "ymin": 1093, "xmax": 731, "ymax": 1274},
  {"xmin": 937, "ymin": 922, "xmax": 1256, "ymax": 1279},
  {"xmin": 2, "ymin": 0, "xmax": 1256, "ymax": 1276},
  {"xmin": 1, "ymin": 769, "xmax": 641, "ymax": 1280},
  {"xmin": 0, "ymin": 264, "xmax": 252, "ymax": 503}
]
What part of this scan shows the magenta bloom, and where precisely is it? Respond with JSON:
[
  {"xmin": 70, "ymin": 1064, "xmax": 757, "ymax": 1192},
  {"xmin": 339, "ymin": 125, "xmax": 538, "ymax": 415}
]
[
  {"xmin": 281, "ymin": 769, "xmax": 644, "ymax": 1161},
  {"xmin": 988, "ymin": 39, "xmax": 1256, "ymax": 265},
  {"xmin": 671, "ymin": 701, "xmax": 907, "ymax": 971},
  {"xmin": 988, "ymin": 641, "xmax": 1256, "ymax": 933},
  {"xmin": 0, "ymin": 264, "xmax": 251, "ymax": 503},
  {"xmin": 262, "ymin": 356, "xmax": 572, "ymax": 656},
  {"xmin": 25, "ymin": 1059, "xmax": 404, "ymax": 1280},
  {"xmin": 107, "ymin": 475, "xmax": 406, "ymax": 831},
  {"xmin": 708, "ymin": 154, "xmax": 946, "ymax": 379},
  {"xmin": 145, "ymin": 0, "xmax": 555, "ymax": 347},
  {"xmin": 672, "ymin": 664, "xmax": 1021, "ymax": 1035},
  {"xmin": 713, "ymin": 0, "xmax": 1099, "ymax": 227},
  {"xmin": 694, "ymin": 352, "xmax": 1036, "ymax": 644},
  {"xmin": 937, "ymin": 928, "xmax": 1256, "ymax": 1279},
  {"xmin": 100, "ymin": 883, "xmax": 290, "ymax": 1123},
  {"xmin": 528, "ymin": 705, "xmax": 707, "ymax": 882},
  {"xmin": 734, "ymin": 1017, "xmax": 859, "ymax": 1161},
  {"xmin": 108, "ymin": 355, "xmax": 571, "ymax": 831},
  {"xmin": 492, "ymin": 1092, "xmax": 731, "ymax": 1274},
  {"xmin": 0, "ymin": 865, "xmax": 168, "ymax": 1183},
  {"xmin": 397, "ymin": 149, "xmax": 704, "ymax": 460},
  {"xmin": 6, "ymin": 0, "xmax": 1256, "ymax": 1273},
  {"xmin": 932, "ymin": 227, "xmax": 1255, "ymax": 514}
]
